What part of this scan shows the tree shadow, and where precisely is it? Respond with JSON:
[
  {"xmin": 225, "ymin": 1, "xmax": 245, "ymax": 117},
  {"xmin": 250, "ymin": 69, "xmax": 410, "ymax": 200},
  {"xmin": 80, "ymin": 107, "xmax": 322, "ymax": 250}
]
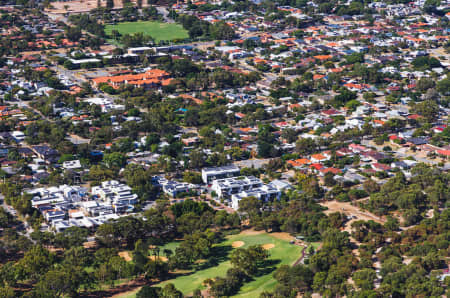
[
  {"xmin": 211, "ymin": 244, "xmax": 233, "ymax": 263},
  {"xmin": 167, "ymin": 269, "xmax": 195, "ymax": 279},
  {"xmin": 253, "ymin": 259, "xmax": 281, "ymax": 277},
  {"xmin": 194, "ymin": 244, "xmax": 233, "ymax": 270},
  {"xmin": 159, "ymin": 239, "xmax": 183, "ymax": 247}
]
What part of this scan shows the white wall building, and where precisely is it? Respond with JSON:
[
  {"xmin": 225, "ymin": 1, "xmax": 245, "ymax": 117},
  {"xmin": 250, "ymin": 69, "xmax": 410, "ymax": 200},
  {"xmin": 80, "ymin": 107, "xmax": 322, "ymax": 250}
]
[
  {"xmin": 231, "ymin": 185, "xmax": 281, "ymax": 210},
  {"xmin": 201, "ymin": 165, "xmax": 241, "ymax": 184},
  {"xmin": 155, "ymin": 176, "xmax": 193, "ymax": 197},
  {"xmin": 91, "ymin": 180, "xmax": 138, "ymax": 212},
  {"xmin": 62, "ymin": 160, "xmax": 82, "ymax": 170},
  {"xmin": 28, "ymin": 185, "xmax": 87, "ymax": 208},
  {"xmin": 210, "ymin": 176, "xmax": 281, "ymax": 210},
  {"xmin": 211, "ymin": 176, "xmax": 263, "ymax": 198}
]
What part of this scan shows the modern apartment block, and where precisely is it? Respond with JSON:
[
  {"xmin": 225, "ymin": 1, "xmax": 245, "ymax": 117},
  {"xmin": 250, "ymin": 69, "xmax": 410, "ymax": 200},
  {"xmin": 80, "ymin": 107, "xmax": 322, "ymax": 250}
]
[
  {"xmin": 201, "ymin": 165, "xmax": 241, "ymax": 184},
  {"xmin": 91, "ymin": 180, "xmax": 138, "ymax": 212},
  {"xmin": 211, "ymin": 176, "xmax": 262, "ymax": 198}
]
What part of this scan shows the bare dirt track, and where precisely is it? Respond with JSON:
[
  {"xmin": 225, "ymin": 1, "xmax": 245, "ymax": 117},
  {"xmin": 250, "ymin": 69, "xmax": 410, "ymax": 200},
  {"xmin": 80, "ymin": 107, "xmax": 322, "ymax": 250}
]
[
  {"xmin": 238, "ymin": 229, "xmax": 294, "ymax": 241},
  {"xmin": 118, "ymin": 251, "xmax": 132, "ymax": 262},
  {"xmin": 80, "ymin": 278, "xmax": 147, "ymax": 298},
  {"xmin": 321, "ymin": 200, "xmax": 385, "ymax": 227},
  {"xmin": 47, "ymin": 0, "xmax": 151, "ymax": 14},
  {"xmin": 321, "ymin": 200, "xmax": 386, "ymax": 252},
  {"xmin": 240, "ymin": 229, "xmax": 263, "ymax": 235},
  {"xmin": 270, "ymin": 232, "xmax": 294, "ymax": 241}
]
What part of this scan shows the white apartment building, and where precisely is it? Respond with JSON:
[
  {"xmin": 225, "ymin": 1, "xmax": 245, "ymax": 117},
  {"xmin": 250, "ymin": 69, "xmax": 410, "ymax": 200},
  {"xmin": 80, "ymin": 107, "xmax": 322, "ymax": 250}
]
[
  {"xmin": 211, "ymin": 176, "xmax": 263, "ymax": 198},
  {"xmin": 155, "ymin": 176, "xmax": 192, "ymax": 197},
  {"xmin": 53, "ymin": 213, "xmax": 119, "ymax": 232},
  {"xmin": 28, "ymin": 185, "xmax": 87, "ymax": 208},
  {"xmin": 231, "ymin": 185, "xmax": 281, "ymax": 210},
  {"xmin": 201, "ymin": 165, "xmax": 241, "ymax": 184},
  {"xmin": 91, "ymin": 180, "xmax": 138, "ymax": 212},
  {"xmin": 210, "ymin": 176, "xmax": 282, "ymax": 210}
]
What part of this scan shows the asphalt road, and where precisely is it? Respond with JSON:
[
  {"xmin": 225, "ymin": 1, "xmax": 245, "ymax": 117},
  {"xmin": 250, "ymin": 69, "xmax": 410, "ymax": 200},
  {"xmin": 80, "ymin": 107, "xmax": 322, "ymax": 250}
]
[{"xmin": 156, "ymin": 6, "xmax": 175, "ymax": 23}]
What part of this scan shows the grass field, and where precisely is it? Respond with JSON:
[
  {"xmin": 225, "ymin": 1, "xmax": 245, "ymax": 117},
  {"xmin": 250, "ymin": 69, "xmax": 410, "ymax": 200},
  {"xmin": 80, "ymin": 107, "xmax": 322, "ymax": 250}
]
[
  {"xmin": 105, "ymin": 21, "xmax": 189, "ymax": 43},
  {"xmin": 147, "ymin": 232, "xmax": 304, "ymax": 297}
]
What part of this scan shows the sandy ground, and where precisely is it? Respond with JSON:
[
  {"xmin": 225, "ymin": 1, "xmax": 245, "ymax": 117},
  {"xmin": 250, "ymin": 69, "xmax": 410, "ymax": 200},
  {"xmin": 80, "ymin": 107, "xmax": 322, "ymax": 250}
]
[
  {"xmin": 47, "ymin": 246, "xmax": 64, "ymax": 253},
  {"xmin": 238, "ymin": 229, "xmax": 294, "ymax": 242},
  {"xmin": 321, "ymin": 200, "xmax": 386, "ymax": 255},
  {"xmin": 373, "ymin": 261, "xmax": 381, "ymax": 269},
  {"xmin": 21, "ymin": 48, "xmax": 68, "ymax": 56},
  {"xmin": 47, "ymin": 0, "xmax": 150, "ymax": 14},
  {"xmin": 67, "ymin": 134, "xmax": 91, "ymax": 144},
  {"xmin": 270, "ymin": 232, "xmax": 294, "ymax": 241},
  {"xmin": 321, "ymin": 200, "xmax": 385, "ymax": 226},
  {"xmin": 239, "ymin": 229, "xmax": 265, "ymax": 236},
  {"xmin": 118, "ymin": 251, "xmax": 132, "ymax": 262},
  {"xmin": 403, "ymin": 257, "xmax": 414, "ymax": 265},
  {"xmin": 107, "ymin": 278, "xmax": 148, "ymax": 298},
  {"xmin": 232, "ymin": 241, "xmax": 245, "ymax": 248},
  {"xmin": 21, "ymin": 45, "xmax": 116, "ymax": 57},
  {"xmin": 347, "ymin": 276, "xmax": 355, "ymax": 287},
  {"xmin": 262, "ymin": 243, "xmax": 275, "ymax": 250},
  {"xmin": 429, "ymin": 47, "xmax": 449, "ymax": 59},
  {"xmin": 148, "ymin": 256, "xmax": 168, "ymax": 262},
  {"xmin": 83, "ymin": 241, "xmax": 98, "ymax": 249}
]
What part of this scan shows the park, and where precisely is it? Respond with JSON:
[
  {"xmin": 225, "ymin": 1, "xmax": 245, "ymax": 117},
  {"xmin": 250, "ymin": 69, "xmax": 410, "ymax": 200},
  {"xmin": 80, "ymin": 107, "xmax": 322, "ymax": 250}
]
[
  {"xmin": 117, "ymin": 230, "xmax": 313, "ymax": 297},
  {"xmin": 105, "ymin": 21, "xmax": 189, "ymax": 43}
]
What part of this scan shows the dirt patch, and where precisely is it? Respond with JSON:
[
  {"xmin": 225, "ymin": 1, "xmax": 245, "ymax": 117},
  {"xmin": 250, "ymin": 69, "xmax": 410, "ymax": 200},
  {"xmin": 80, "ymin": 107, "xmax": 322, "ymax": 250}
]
[
  {"xmin": 47, "ymin": 246, "xmax": 64, "ymax": 253},
  {"xmin": 111, "ymin": 287, "xmax": 141, "ymax": 298},
  {"xmin": 118, "ymin": 251, "xmax": 132, "ymax": 262},
  {"xmin": 148, "ymin": 256, "xmax": 168, "ymax": 262},
  {"xmin": 352, "ymin": 248, "xmax": 360, "ymax": 260},
  {"xmin": 94, "ymin": 277, "xmax": 148, "ymax": 298},
  {"xmin": 239, "ymin": 229, "xmax": 265, "ymax": 236},
  {"xmin": 262, "ymin": 243, "xmax": 275, "ymax": 250},
  {"xmin": 320, "ymin": 200, "xmax": 385, "ymax": 224},
  {"xmin": 194, "ymin": 259, "xmax": 207, "ymax": 264},
  {"xmin": 232, "ymin": 241, "xmax": 245, "ymax": 248},
  {"xmin": 321, "ymin": 200, "xmax": 386, "ymax": 248},
  {"xmin": 403, "ymin": 257, "xmax": 414, "ymax": 265},
  {"xmin": 270, "ymin": 232, "xmax": 294, "ymax": 241},
  {"xmin": 83, "ymin": 240, "xmax": 97, "ymax": 249},
  {"xmin": 47, "ymin": 0, "xmax": 151, "ymax": 14},
  {"xmin": 170, "ymin": 269, "xmax": 192, "ymax": 275}
]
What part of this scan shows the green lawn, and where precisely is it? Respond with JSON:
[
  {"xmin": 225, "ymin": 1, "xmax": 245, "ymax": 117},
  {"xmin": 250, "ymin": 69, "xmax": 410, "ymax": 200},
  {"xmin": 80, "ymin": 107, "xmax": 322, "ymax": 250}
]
[
  {"xmin": 105, "ymin": 21, "xmax": 189, "ymax": 43},
  {"xmin": 153, "ymin": 232, "xmax": 303, "ymax": 297},
  {"xmin": 310, "ymin": 242, "xmax": 321, "ymax": 250},
  {"xmin": 159, "ymin": 240, "xmax": 182, "ymax": 253}
]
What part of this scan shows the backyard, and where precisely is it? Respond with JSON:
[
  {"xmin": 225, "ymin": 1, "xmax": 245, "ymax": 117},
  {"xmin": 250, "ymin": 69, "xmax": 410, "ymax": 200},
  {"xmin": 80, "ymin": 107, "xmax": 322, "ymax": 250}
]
[{"xmin": 104, "ymin": 21, "xmax": 189, "ymax": 43}]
